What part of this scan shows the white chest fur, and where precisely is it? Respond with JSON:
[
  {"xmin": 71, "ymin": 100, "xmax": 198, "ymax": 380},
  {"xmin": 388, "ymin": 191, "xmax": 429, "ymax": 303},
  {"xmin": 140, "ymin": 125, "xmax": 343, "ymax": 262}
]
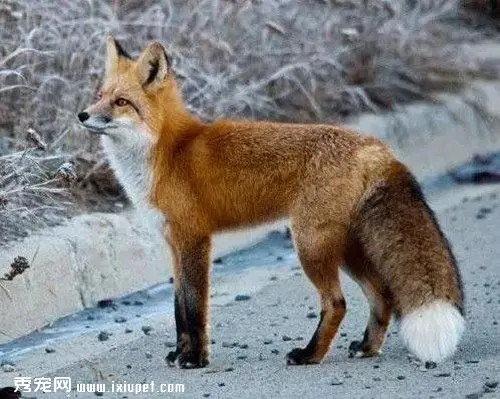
[{"xmin": 100, "ymin": 126, "xmax": 154, "ymax": 207}]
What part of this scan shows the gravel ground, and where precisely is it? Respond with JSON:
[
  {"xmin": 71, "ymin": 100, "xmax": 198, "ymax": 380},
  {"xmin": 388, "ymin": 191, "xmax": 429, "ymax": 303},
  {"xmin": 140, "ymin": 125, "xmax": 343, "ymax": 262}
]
[{"xmin": 32, "ymin": 187, "xmax": 500, "ymax": 399}]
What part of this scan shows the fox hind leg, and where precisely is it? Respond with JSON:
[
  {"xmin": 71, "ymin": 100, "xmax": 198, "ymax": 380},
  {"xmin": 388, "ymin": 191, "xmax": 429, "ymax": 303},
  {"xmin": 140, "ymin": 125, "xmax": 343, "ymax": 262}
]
[
  {"xmin": 344, "ymin": 242, "xmax": 393, "ymax": 358},
  {"xmin": 286, "ymin": 221, "xmax": 347, "ymax": 365}
]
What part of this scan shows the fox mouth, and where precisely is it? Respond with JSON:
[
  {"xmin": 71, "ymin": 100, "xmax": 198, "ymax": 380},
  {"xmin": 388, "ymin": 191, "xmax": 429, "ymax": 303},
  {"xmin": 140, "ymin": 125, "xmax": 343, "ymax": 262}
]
[{"xmin": 82, "ymin": 125, "xmax": 108, "ymax": 135}]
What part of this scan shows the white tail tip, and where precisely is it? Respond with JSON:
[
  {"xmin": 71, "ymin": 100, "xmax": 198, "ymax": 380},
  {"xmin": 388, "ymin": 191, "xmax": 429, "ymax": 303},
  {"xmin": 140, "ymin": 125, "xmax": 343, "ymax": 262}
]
[{"xmin": 400, "ymin": 300, "xmax": 465, "ymax": 363}]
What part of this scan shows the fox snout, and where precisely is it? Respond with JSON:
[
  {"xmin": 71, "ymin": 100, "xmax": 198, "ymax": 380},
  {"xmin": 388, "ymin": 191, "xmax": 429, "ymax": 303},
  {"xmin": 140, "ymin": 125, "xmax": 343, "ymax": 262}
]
[
  {"xmin": 77, "ymin": 109, "xmax": 112, "ymax": 134},
  {"xmin": 77, "ymin": 111, "xmax": 89, "ymax": 122}
]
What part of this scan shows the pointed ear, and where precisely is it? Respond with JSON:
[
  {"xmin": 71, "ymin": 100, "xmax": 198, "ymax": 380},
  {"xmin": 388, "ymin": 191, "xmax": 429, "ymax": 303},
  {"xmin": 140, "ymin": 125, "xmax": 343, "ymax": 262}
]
[
  {"xmin": 105, "ymin": 35, "xmax": 130, "ymax": 76},
  {"xmin": 136, "ymin": 41, "xmax": 171, "ymax": 89}
]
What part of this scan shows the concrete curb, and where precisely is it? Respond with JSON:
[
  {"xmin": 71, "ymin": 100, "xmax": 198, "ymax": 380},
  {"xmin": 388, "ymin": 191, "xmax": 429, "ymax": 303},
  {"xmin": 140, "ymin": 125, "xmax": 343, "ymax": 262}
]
[
  {"xmin": 0, "ymin": 211, "xmax": 285, "ymax": 343},
  {"xmin": 1, "ymin": 71, "xmax": 500, "ymax": 344}
]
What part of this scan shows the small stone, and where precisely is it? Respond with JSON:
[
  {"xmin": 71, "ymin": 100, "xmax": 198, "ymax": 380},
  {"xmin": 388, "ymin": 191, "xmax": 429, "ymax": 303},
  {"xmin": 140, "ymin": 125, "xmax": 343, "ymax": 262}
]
[
  {"xmin": 340, "ymin": 332, "xmax": 347, "ymax": 337},
  {"xmin": 434, "ymin": 372, "xmax": 451, "ymax": 377},
  {"xmin": 165, "ymin": 341, "xmax": 176, "ymax": 347},
  {"xmin": 485, "ymin": 381, "xmax": 499, "ymax": 389},
  {"xmin": 45, "ymin": 347, "xmax": 56, "ymax": 354},
  {"xmin": 425, "ymin": 361, "xmax": 437, "ymax": 369},
  {"xmin": 271, "ymin": 349, "xmax": 279, "ymax": 355},
  {"xmin": 87, "ymin": 314, "xmax": 95, "ymax": 321},
  {"xmin": 269, "ymin": 276, "xmax": 278, "ymax": 281},
  {"xmin": 121, "ymin": 300, "xmax": 131, "ymax": 306},
  {"xmin": 213, "ymin": 257, "xmax": 224, "ymax": 264},
  {"xmin": 239, "ymin": 344, "xmax": 249, "ymax": 349},
  {"xmin": 222, "ymin": 342, "xmax": 236, "ymax": 348},
  {"xmin": 114, "ymin": 316, "xmax": 127, "ymax": 323},
  {"xmin": 276, "ymin": 256, "xmax": 283, "ymax": 261},
  {"xmin": 373, "ymin": 377, "xmax": 381, "ymax": 382},
  {"xmin": 98, "ymin": 331, "xmax": 111, "ymax": 341},
  {"xmin": 224, "ymin": 367, "xmax": 234, "ymax": 372},
  {"xmin": 141, "ymin": 325, "xmax": 153, "ymax": 335},
  {"xmin": 282, "ymin": 335, "xmax": 292, "ymax": 341},
  {"xmin": 235, "ymin": 295, "xmax": 251, "ymax": 301},
  {"xmin": 168, "ymin": 277, "xmax": 174, "ymax": 284},
  {"xmin": 97, "ymin": 299, "xmax": 116, "ymax": 309},
  {"xmin": 307, "ymin": 312, "xmax": 317, "ymax": 319},
  {"xmin": 134, "ymin": 300, "xmax": 144, "ymax": 306},
  {"xmin": 211, "ymin": 339, "xmax": 216, "ymax": 344},
  {"xmin": 373, "ymin": 364, "xmax": 380, "ymax": 369},
  {"xmin": 94, "ymin": 391, "xmax": 104, "ymax": 396},
  {"xmin": 2, "ymin": 364, "xmax": 15, "ymax": 372},
  {"xmin": 203, "ymin": 394, "xmax": 210, "ymax": 398},
  {"xmin": 263, "ymin": 339, "xmax": 273, "ymax": 345},
  {"xmin": 397, "ymin": 375, "xmax": 406, "ymax": 380},
  {"xmin": 126, "ymin": 364, "xmax": 132, "ymax": 369},
  {"xmin": 125, "ymin": 328, "xmax": 133, "ymax": 334},
  {"xmin": 465, "ymin": 393, "xmax": 481, "ymax": 399},
  {"xmin": 218, "ymin": 382, "xmax": 225, "ymax": 387},
  {"xmin": 466, "ymin": 359, "xmax": 479, "ymax": 364},
  {"xmin": 330, "ymin": 378, "xmax": 343, "ymax": 386},
  {"xmin": 237, "ymin": 355, "xmax": 247, "ymax": 360}
]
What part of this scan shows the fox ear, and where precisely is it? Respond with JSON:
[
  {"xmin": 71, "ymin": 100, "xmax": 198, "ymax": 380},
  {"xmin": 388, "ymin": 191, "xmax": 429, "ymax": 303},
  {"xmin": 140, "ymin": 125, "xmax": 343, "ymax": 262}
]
[
  {"xmin": 137, "ymin": 41, "xmax": 170, "ymax": 88},
  {"xmin": 105, "ymin": 35, "xmax": 130, "ymax": 75}
]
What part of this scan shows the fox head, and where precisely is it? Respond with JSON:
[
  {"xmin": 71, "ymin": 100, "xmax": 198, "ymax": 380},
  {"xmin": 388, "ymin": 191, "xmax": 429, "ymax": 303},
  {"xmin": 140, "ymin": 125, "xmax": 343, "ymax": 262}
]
[{"xmin": 78, "ymin": 36, "xmax": 182, "ymax": 143}]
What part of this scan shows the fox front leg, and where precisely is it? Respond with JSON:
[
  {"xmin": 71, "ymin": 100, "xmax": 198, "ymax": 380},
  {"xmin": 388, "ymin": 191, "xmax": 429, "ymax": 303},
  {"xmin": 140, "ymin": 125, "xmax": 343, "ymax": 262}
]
[{"xmin": 166, "ymin": 232, "xmax": 211, "ymax": 369}]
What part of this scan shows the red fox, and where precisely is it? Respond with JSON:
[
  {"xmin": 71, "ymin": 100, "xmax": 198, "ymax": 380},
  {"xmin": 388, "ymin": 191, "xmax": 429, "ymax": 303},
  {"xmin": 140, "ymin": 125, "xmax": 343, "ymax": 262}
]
[{"xmin": 78, "ymin": 37, "xmax": 465, "ymax": 369}]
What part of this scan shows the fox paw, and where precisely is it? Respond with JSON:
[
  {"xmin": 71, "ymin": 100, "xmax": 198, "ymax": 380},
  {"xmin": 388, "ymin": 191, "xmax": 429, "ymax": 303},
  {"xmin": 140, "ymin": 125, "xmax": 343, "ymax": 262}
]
[
  {"xmin": 178, "ymin": 350, "xmax": 209, "ymax": 369},
  {"xmin": 348, "ymin": 340, "xmax": 381, "ymax": 358},
  {"xmin": 286, "ymin": 348, "xmax": 320, "ymax": 365},
  {"xmin": 167, "ymin": 349, "xmax": 209, "ymax": 369},
  {"xmin": 166, "ymin": 349, "xmax": 181, "ymax": 366}
]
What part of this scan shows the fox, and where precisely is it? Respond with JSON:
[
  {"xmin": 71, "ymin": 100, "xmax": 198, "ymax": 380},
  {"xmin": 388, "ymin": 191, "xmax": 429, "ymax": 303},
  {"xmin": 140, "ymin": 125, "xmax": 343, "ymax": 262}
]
[{"xmin": 78, "ymin": 36, "xmax": 465, "ymax": 369}]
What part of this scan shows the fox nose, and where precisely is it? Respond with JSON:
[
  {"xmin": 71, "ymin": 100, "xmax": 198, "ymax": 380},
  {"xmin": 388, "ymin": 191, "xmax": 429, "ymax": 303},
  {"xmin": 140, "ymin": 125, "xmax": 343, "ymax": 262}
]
[{"xmin": 78, "ymin": 111, "xmax": 89, "ymax": 122}]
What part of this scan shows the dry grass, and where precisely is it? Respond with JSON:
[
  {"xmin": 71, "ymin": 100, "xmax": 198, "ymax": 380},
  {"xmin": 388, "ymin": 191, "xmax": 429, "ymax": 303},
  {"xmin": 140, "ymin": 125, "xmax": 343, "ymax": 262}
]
[{"xmin": 0, "ymin": 0, "xmax": 499, "ymax": 241}]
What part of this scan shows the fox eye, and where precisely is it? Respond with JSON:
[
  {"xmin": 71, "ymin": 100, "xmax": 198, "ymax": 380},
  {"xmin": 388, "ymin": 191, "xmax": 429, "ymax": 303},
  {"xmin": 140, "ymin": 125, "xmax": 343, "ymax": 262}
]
[{"xmin": 115, "ymin": 98, "xmax": 129, "ymax": 107}]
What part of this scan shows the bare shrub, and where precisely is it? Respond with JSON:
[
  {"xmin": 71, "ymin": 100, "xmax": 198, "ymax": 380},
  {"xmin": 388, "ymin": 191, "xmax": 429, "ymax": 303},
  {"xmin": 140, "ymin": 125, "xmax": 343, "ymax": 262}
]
[{"xmin": 0, "ymin": 0, "xmax": 498, "ymax": 239}]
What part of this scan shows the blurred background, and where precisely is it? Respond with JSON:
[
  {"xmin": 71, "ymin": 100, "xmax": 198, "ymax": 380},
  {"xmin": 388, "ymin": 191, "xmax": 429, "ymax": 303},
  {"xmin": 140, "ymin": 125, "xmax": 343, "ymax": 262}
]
[{"xmin": 0, "ymin": 0, "xmax": 499, "ymax": 242}]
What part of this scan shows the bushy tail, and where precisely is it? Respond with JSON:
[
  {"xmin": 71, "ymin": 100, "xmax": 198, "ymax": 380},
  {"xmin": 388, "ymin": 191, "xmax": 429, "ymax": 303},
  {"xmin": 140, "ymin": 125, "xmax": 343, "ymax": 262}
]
[{"xmin": 354, "ymin": 160, "xmax": 465, "ymax": 362}]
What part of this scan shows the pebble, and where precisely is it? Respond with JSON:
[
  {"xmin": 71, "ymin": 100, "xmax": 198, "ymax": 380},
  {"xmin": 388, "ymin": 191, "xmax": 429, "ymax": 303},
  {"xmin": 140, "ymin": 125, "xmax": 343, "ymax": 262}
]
[
  {"xmin": 485, "ymin": 381, "xmax": 499, "ymax": 389},
  {"xmin": 271, "ymin": 349, "xmax": 279, "ymax": 355},
  {"xmin": 239, "ymin": 344, "xmax": 249, "ymax": 349},
  {"xmin": 121, "ymin": 300, "xmax": 131, "ymax": 306},
  {"xmin": 134, "ymin": 300, "xmax": 144, "ymax": 306},
  {"xmin": 125, "ymin": 328, "xmax": 133, "ymax": 334},
  {"xmin": 330, "ymin": 378, "xmax": 343, "ymax": 386},
  {"xmin": 168, "ymin": 277, "xmax": 174, "ymax": 284},
  {"xmin": 97, "ymin": 299, "xmax": 115, "ymax": 309},
  {"xmin": 435, "ymin": 372, "xmax": 451, "ymax": 377},
  {"xmin": 222, "ymin": 342, "xmax": 237, "ymax": 348},
  {"xmin": 397, "ymin": 375, "xmax": 406, "ymax": 380},
  {"xmin": 263, "ymin": 339, "xmax": 273, "ymax": 345},
  {"xmin": 425, "ymin": 361, "xmax": 437, "ymax": 369},
  {"xmin": 114, "ymin": 316, "xmax": 127, "ymax": 323},
  {"xmin": 235, "ymin": 294, "xmax": 251, "ymax": 301},
  {"xmin": 213, "ymin": 258, "xmax": 223, "ymax": 264},
  {"xmin": 224, "ymin": 367, "xmax": 234, "ymax": 372},
  {"xmin": 306, "ymin": 312, "xmax": 318, "ymax": 319},
  {"xmin": 141, "ymin": 325, "xmax": 153, "ymax": 335},
  {"xmin": 282, "ymin": 335, "xmax": 292, "ymax": 341},
  {"xmin": 45, "ymin": 347, "xmax": 56, "ymax": 354},
  {"xmin": 1, "ymin": 364, "xmax": 15, "ymax": 372},
  {"xmin": 237, "ymin": 355, "xmax": 247, "ymax": 360},
  {"xmin": 98, "ymin": 331, "xmax": 111, "ymax": 341}
]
